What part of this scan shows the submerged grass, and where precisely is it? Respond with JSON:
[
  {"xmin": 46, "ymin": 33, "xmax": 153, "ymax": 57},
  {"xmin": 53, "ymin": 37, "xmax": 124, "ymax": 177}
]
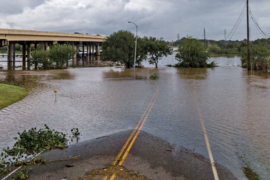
[
  {"xmin": 243, "ymin": 164, "xmax": 260, "ymax": 180},
  {"xmin": 0, "ymin": 83, "xmax": 28, "ymax": 110},
  {"xmin": 149, "ymin": 73, "xmax": 159, "ymax": 80}
]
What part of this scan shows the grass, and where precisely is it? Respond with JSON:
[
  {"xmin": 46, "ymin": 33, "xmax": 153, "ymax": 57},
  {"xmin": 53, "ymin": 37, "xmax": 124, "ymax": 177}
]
[
  {"xmin": 149, "ymin": 73, "xmax": 159, "ymax": 80},
  {"xmin": 0, "ymin": 83, "xmax": 28, "ymax": 110},
  {"xmin": 243, "ymin": 164, "xmax": 260, "ymax": 180}
]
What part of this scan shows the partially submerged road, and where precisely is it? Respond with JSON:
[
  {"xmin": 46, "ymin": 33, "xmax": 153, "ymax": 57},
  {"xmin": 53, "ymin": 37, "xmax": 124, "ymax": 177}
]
[{"xmin": 0, "ymin": 81, "xmax": 237, "ymax": 180}]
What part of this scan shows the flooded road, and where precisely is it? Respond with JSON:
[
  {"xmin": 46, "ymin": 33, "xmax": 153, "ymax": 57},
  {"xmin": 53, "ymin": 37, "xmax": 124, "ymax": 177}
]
[{"xmin": 0, "ymin": 56, "xmax": 269, "ymax": 179}]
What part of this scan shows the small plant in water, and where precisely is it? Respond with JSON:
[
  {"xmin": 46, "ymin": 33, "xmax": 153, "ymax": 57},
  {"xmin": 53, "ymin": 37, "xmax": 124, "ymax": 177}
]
[
  {"xmin": 149, "ymin": 73, "xmax": 159, "ymax": 80},
  {"xmin": 243, "ymin": 164, "xmax": 260, "ymax": 180},
  {"xmin": 12, "ymin": 169, "xmax": 32, "ymax": 180},
  {"xmin": 71, "ymin": 128, "xmax": 80, "ymax": 137}
]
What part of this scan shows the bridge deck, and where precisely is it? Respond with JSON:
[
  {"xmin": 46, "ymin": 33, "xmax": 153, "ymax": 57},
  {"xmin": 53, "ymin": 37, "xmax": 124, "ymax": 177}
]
[{"xmin": 0, "ymin": 28, "xmax": 105, "ymax": 43}]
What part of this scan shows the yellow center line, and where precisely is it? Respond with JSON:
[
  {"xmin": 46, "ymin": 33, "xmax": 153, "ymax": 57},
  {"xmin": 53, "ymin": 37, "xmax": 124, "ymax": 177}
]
[
  {"xmin": 111, "ymin": 87, "xmax": 157, "ymax": 166},
  {"xmin": 119, "ymin": 84, "xmax": 159, "ymax": 165},
  {"xmin": 194, "ymin": 97, "xmax": 220, "ymax": 180},
  {"xmin": 103, "ymin": 82, "xmax": 159, "ymax": 180}
]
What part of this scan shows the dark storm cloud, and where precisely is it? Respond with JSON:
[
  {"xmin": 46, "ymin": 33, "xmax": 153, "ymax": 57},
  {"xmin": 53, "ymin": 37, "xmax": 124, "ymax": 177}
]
[
  {"xmin": 0, "ymin": 0, "xmax": 269, "ymax": 40},
  {"xmin": 0, "ymin": 0, "xmax": 46, "ymax": 14}
]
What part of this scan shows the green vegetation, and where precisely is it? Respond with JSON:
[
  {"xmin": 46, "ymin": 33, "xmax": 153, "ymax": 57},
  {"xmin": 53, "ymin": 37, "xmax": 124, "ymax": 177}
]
[
  {"xmin": 0, "ymin": 125, "xmax": 80, "ymax": 178},
  {"xmin": 49, "ymin": 44, "xmax": 76, "ymax": 68},
  {"xmin": 149, "ymin": 73, "xmax": 159, "ymax": 80},
  {"xmin": 175, "ymin": 37, "xmax": 213, "ymax": 68},
  {"xmin": 71, "ymin": 128, "xmax": 80, "ymax": 136},
  {"xmin": 102, "ymin": 30, "xmax": 147, "ymax": 68},
  {"xmin": 102, "ymin": 30, "xmax": 172, "ymax": 68},
  {"xmin": 172, "ymin": 37, "xmax": 270, "ymax": 59},
  {"xmin": 0, "ymin": 83, "xmax": 28, "ymax": 110},
  {"xmin": 240, "ymin": 43, "xmax": 270, "ymax": 69},
  {"xmin": 12, "ymin": 169, "xmax": 32, "ymax": 180},
  {"xmin": 31, "ymin": 44, "xmax": 76, "ymax": 70},
  {"xmin": 243, "ymin": 164, "xmax": 260, "ymax": 180},
  {"xmin": 143, "ymin": 37, "xmax": 172, "ymax": 68}
]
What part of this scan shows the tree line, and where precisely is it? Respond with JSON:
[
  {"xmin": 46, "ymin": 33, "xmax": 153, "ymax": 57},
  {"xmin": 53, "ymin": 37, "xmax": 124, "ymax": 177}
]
[{"xmin": 102, "ymin": 31, "xmax": 214, "ymax": 68}]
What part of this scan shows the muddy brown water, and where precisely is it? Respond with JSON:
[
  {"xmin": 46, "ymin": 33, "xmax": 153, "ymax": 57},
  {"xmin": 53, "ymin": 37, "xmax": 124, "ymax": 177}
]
[{"xmin": 0, "ymin": 56, "xmax": 269, "ymax": 179}]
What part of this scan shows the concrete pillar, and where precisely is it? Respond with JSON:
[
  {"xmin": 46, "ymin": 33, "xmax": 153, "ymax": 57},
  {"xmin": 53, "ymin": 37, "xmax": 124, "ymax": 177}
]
[
  {"xmin": 87, "ymin": 44, "xmax": 90, "ymax": 56},
  {"xmin": 97, "ymin": 44, "xmax": 100, "ymax": 56},
  {"xmin": 22, "ymin": 44, "xmax": 26, "ymax": 70},
  {"xmin": 34, "ymin": 44, "xmax": 38, "ymax": 70},
  {"xmin": 73, "ymin": 43, "xmax": 77, "ymax": 67},
  {"xmin": 77, "ymin": 45, "xmax": 80, "ymax": 58},
  {"xmin": 7, "ymin": 43, "xmax": 13, "ymax": 70},
  {"xmin": 13, "ymin": 44, "xmax": 15, "ymax": 70},
  {"xmin": 82, "ymin": 44, "xmax": 85, "ymax": 58},
  {"xmin": 27, "ymin": 43, "xmax": 31, "ymax": 70},
  {"xmin": 91, "ymin": 45, "xmax": 94, "ymax": 56}
]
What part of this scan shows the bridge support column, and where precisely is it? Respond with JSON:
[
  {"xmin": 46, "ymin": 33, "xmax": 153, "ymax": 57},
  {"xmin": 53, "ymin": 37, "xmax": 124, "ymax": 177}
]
[
  {"xmin": 73, "ymin": 44, "xmax": 77, "ymax": 65},
  {"xmin": 34, "ymin": 44, "xmax": 38, "ymax": 70},
  {"xmin": 12, "ymin": 44, "xmax": 15, "ymax": 70},
  {"xmin": 91, "ymin": 45, "xmax": 94, "ymax": 56},
  {"xmin": 87, "ymin": 44, "xmax": 90, "ymax": 56},
  {"xmin": 97, "ymin": 44, "xmax": 100, "ymax": 56},
  {"xmin": 22, "ymin": 44, "xmax": 26, "ymax": 70},
  {"xmin": 27, "ymin": 43, "xmax": 31, "ymax": 70},
  {"xmin": 7, "ymin": 43, "xmax": 14, "ymax": 70},
  {"xmin": 77, "ymin": 45, "xmax": 80, "ymax": 58},
  {"xmin": 82, "ymin": 44, "xmax": 85, "ymax": 58},
  {"xmin": 87, "ymin": 44, "xmax": 90, "ymax": 63}
]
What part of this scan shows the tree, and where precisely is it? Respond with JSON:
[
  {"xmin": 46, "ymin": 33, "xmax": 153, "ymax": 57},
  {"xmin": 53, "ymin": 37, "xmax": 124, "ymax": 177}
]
[
  {"xmin": 49, "ymin": 44, "xmax": 76, "ymax": 68},
  {"xmin": 31, "ymin": 50, "xmax": 50, "ymax": 70},
  {"xmin": 207, "ymin": 44, "xmax": 221, "ymax": 54},
  {"xmin": 102, "ymin": 30, "xmax": 147, "ymax": 68},
  {"xmin": 240, "ymin": 44, "xmax": 270, "ymax": 68},
  {"xmin": 175, "ymin": 37, "xmax": 210, "ymax": 68},
  {"xmin": 144, "ymin": 37, "xmax": 172, "ymax": 68}
]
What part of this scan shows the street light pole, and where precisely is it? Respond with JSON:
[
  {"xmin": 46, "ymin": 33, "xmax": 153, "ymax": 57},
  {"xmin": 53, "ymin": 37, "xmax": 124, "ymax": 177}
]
[{"xmin": 128, "ymin": 21, "xmax": 138, "ymax": 77}]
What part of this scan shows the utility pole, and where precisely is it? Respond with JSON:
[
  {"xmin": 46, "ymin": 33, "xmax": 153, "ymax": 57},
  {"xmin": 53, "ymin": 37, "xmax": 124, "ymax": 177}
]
[
  {"xmin": 204, "ymin": 28, "xmax": 206, "ymax": 46},
  {"xmin": 177, "ymin": 34, "xmax": 180, "ymax": 40},
  {"xmin": 247, "ymin": 0, "xmax": 251, "ymax": 70},
  {"xmin": 224, "ymin": 29, "xmax": 226, "ymax": 46}
]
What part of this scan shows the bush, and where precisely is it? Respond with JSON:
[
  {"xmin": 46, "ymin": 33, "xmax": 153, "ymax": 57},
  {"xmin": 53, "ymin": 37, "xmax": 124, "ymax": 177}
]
[
  {"xmin": 49, "ymin": 44, "xmax": 76, "ymax": 68},
  {"xmin": 31, "ymin": 50, "xmax": 50, "ymax": 69},
  {"xmin": 175, "ymin": 37, "xmax": 210, "ymax": 68},
  {"xmin": 30, "ymin": 44, "xmax": 76, "ymax": 70},
  {"xmin": 149, "ymin": 73, "xmax": 159, "ymax": 80}
]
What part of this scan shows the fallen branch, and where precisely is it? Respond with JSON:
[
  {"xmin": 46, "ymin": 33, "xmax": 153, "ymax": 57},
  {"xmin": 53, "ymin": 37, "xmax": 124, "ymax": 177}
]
[{"xmin": 49, "ymin": 155, "xmax": 80, "ymax": 162}]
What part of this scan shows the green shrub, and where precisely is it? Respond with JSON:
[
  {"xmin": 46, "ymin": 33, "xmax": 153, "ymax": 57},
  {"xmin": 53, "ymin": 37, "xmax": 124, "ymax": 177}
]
[
  {"xmin": 149, "ymin": 73, "xmax": 159, "ymax": 80},
  {"xmin": 242, "ymin": 164, "xmax": 260, "ymax": 180}
]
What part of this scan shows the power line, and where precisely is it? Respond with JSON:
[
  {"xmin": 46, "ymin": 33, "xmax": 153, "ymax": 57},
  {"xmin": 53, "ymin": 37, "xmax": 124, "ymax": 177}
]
[
  {"xmin": 227, "ymin": 3, "xmax": 246, "ymax": 41},
  {"xmin": 249, "ymin": 7, "xmax": 270, "ymax": 39},
  {"xmin": 250, "ymin": 42, "xmax": 270, "ymax": 55}
]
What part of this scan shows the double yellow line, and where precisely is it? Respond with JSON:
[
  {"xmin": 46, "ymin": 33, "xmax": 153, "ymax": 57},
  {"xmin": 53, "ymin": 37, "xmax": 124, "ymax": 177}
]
[{"xmin": 102, "ymin": 82, "xmax": 159, "ymax": 180}]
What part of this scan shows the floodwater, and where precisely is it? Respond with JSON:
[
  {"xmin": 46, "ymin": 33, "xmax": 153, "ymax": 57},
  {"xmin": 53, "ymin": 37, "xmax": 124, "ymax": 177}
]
[{"xmin": 0, "ymin": 54, "xmax": 269, "ymax": 179}]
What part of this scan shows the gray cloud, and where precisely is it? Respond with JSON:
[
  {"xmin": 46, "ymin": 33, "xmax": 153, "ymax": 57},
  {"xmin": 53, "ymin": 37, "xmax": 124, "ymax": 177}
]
[
  {"xmin": 0, "ymin": 0, "xmax": 46, "ymax": 14},
  {"xmin": 0, "ymin": 0, "xmax": 269, "ymax": 40}
]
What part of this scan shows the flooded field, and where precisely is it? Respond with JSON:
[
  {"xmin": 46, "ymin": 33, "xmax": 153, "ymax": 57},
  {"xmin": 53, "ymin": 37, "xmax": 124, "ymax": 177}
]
[{"xmin": 0, "ymin": 55, "xmax": 269, "ymax": 179}]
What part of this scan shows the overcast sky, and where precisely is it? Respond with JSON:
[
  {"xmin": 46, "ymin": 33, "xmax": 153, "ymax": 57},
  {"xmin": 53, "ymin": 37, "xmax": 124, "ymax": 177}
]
[{"xmin": 0, "ymin": 0, "xmax": 269, "ymax": 41}]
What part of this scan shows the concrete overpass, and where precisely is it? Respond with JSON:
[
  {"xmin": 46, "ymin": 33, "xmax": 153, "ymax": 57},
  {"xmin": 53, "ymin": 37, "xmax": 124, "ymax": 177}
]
[{"xmin": 0, "ymin": 28, "xmax": 106, "ymax": 70}]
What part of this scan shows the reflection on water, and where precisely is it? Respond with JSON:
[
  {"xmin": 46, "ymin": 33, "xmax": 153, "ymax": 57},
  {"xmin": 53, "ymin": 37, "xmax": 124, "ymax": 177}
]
[
  {"xmin": 0, "ymin": 56, "xmax": 269, "ymax": 179},
  {"xmin": 0, "ymin": 55, "xmax": 106, "ymax": 70}
]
